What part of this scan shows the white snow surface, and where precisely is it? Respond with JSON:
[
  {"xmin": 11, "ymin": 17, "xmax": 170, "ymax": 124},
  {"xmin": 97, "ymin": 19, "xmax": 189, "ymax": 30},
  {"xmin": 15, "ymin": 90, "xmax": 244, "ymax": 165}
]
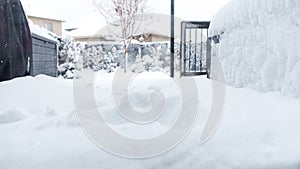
[
  {"xmin": 209, "ymin": 0, "xmax": 300, "ymax": 97},
  {"xmin": 0, "ymin": 72, "xmax": 300, "ymax": 169}
]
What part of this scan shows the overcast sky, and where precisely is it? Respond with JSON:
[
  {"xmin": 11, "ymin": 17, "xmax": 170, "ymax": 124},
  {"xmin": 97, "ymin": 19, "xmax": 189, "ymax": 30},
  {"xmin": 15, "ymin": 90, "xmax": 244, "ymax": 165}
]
[
  {"xmin": 21, "ymin": 0, "xmax": 231, "ymax": 36},
  {"xmin": 21, "ymin": 0, "xmax": 231, "ymax": 22},
  {"xmin": 150, "ymin": 0, "xmax": 231, "ymax": 20}
]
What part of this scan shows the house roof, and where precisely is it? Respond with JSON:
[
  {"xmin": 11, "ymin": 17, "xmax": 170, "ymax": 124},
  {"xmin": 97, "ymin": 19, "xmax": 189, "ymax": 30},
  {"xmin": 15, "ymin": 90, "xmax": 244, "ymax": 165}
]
[
  {"xmin": 28, "ymin": 19, "xmax": 57, "ymax": 42},
  {"xmin": 69, "ymin": 13, "xmax": 183, "ymax": 41},
  {"xmin": 64, "ymin": 11, "xmax": 106, "ymax": 37},
  {"xmin": 97, "ymin": 14, "xmax": 211, "ymax": 43},
  {"xmin": 27, "ymin": 15, "xmax": 65, "ymax": 22}
]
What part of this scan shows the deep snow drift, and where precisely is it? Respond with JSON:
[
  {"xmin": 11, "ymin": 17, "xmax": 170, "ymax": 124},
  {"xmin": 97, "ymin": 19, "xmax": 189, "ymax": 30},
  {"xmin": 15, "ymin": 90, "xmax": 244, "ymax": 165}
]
[
  {"xmin": 0, "ymin": 72, "xmax": 300, "ymax": 169},
  {"xmin": 209, "ymin": 0, "xmax": 300, "ymax": 97}
]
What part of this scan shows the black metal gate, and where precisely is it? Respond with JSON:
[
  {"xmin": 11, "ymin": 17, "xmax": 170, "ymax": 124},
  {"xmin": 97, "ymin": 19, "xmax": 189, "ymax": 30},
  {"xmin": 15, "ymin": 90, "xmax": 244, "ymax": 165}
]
[{"xmin": 180, "ymin": 21, "xmax": 210, "ymax": 76}]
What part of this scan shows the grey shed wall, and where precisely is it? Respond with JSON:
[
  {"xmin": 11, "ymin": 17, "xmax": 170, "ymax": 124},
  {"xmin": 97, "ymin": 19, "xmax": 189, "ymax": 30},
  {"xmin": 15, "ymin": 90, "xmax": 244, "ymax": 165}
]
[{"xmin": 30, "ymin": 33, "xmax": 58, "ymax": 77}]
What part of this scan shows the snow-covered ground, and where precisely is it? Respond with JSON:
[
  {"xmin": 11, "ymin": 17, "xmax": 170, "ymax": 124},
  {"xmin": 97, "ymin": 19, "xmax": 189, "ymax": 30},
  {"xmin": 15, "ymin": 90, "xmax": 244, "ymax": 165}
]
[
  {"xmin": 0, "ymin": 72, "xmax": 300, "ymax": 169},
  {"xmin": 2, "ymin": 0, "xmax": 300, "ymax": 168},
  {"xmin": 209, "ymin": 0, "xmax": 300, "ymax": 97}
]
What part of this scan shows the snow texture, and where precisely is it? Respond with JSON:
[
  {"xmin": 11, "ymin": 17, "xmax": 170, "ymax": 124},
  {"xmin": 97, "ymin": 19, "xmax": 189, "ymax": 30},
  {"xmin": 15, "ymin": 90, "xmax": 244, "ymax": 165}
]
[
  {"xmin": 209, "ymin": 0, "xmax": 300, "ymax": 97},
  {"xmin": 0, "ymin": 73, "xmax": 300, "ymax": 169}
]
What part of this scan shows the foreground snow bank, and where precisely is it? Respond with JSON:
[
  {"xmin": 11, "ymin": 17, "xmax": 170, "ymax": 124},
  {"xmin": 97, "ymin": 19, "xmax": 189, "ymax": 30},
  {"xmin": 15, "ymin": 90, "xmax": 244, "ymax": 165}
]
[
  {"xmin": 1, "ymin": 73, "xmax": 300, "ymax": 169},
  {"xmin": 209, "ymin": 0, "xmax": 300, "ymax": 97}
]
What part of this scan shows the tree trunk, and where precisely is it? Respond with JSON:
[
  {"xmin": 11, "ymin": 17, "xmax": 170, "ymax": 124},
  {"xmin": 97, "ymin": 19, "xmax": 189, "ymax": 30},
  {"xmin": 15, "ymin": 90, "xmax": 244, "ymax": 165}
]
[{"xmin": 124, "ymin": 51, "xmax": 128, "ymax": 73}]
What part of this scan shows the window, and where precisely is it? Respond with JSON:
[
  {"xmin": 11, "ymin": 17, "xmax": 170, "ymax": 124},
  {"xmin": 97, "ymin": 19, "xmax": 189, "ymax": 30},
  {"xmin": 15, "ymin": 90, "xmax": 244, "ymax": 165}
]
[{"xmin": 44, "ymin": 21, "xmax": 53, "ymax": 32}]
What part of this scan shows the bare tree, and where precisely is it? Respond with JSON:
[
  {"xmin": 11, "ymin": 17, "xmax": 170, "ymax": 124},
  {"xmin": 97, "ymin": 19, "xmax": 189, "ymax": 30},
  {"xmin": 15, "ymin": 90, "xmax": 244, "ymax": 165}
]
[{"xmin": 93, "ymin": 0, "xmax": 147, "ymax": 72}]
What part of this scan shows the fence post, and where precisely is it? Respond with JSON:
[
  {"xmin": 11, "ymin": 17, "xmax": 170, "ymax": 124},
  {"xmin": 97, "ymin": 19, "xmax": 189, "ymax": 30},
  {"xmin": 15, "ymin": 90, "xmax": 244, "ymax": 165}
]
[{"xmin": 170, "ymin": 0, "xmax": 175, "ymax": 78}]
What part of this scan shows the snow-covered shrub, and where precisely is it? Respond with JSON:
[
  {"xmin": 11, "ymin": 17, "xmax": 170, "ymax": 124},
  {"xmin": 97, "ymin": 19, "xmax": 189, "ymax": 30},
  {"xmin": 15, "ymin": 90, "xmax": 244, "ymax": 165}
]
[
  {"xmin": 58, "ymin": 36, "xmax": 84, "ymax": 79},
  {"xmin": 82, "ymin": 44, "xmax": 121, "ymax": 73},
  {"xmin": 58, "ymin": 40, "xmax": 180, "ymax": 77},
  {"xmin": 130, "ymin": 42, "xmax": 180, "ymax": 73},
  {"xmin": 209, "ymin": 0, "xmax": 300, "ymax": 97},
  {"xmin": 82, "ymin": 42, "xmax": 180, "ymax": 73}
]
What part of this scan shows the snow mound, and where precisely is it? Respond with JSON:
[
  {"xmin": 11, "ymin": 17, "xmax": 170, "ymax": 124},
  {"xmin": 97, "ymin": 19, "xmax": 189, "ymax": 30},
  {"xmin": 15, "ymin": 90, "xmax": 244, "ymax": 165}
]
[
  {"xmin": 0, "ymin": 109, "xmax": 27, "ymax": 124},
  {"xmin": 0, "ymin": 75, "xmax": 74, "ymax": 118},
  {"xmin": 209, "ymin": 0, "xmax": 300, "ymax": 97}
]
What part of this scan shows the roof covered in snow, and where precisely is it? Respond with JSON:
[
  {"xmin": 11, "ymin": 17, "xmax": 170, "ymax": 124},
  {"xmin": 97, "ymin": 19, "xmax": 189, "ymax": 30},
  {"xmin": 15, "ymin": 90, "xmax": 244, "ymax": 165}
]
[
  {"xmin": 68, "ymin": 13, "xmax": 184, "ymax": 40},
  {"xmin": 28, "ymin": 19, "xmax": 58, "ymax": 42}
]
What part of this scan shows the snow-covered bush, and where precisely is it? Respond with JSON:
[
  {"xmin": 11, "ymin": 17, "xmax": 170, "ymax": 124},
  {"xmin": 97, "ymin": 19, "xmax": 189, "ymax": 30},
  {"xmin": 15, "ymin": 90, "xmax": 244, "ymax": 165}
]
[
  {"xmin": 209, "ymin": 0, "xmax": 300, "ymax": 97},
  {"xmin": 58, "ymin": 37, "xmax": 84, "ymax": 79},
  {"xmin": 130, "ymin": 42, "xmax": 180, "ymax": 73},
  {"xmin": 82, "ymin": 42, "xmax": 180, "ymax": 73},
  {"xmin": 58, "ymin": 40, "xmax": 180, "ymax": 76},
  {"xmin": 82, "ymin": 44, "xmax": 121, "ymax": 73}
]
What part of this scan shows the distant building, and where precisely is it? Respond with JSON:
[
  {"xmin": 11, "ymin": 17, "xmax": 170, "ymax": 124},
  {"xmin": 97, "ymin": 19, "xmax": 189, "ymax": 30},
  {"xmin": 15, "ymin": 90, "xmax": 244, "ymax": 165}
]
[
  {"xmin": 28, "ymin": 15, "xmax": 64, "ymax": 36},
  {"xmin": 67, "ymin": 13, "xmax": 181, "ymax": 43},
  {"xmin": 72, "ymin": 32, "xmax": 171, "ymax": 43}
]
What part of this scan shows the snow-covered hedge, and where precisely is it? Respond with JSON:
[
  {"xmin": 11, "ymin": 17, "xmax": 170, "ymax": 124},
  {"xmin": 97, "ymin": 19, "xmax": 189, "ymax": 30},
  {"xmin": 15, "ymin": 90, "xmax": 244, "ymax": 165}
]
[
  {"xmin": 82, "ymin": 42, "xmax": 180, "ymax": 73},
  {"xmin": 209, "ymin": 0, "xmax": 300, "ymax": 97},
  {"xmin": 58, "ymin": 37, "xmax": 84, "ymax": 79},
  {"xmin": 58, "ymin": 40, "xmax": 180, "ymax": 78}
]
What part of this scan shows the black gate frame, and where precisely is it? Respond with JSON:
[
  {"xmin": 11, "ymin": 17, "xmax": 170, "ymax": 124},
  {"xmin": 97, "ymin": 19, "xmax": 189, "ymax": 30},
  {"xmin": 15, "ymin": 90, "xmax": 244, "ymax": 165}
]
[{"xmin": 180, "ymin": 21, "xmax": 210, "ymax": 77}]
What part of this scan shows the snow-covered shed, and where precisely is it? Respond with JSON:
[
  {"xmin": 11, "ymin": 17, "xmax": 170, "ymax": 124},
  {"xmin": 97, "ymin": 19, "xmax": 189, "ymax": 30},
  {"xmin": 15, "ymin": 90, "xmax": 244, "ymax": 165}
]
[{"xmin": 29, "ymin": 21, "xmax": 58, "ymax": 77}]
